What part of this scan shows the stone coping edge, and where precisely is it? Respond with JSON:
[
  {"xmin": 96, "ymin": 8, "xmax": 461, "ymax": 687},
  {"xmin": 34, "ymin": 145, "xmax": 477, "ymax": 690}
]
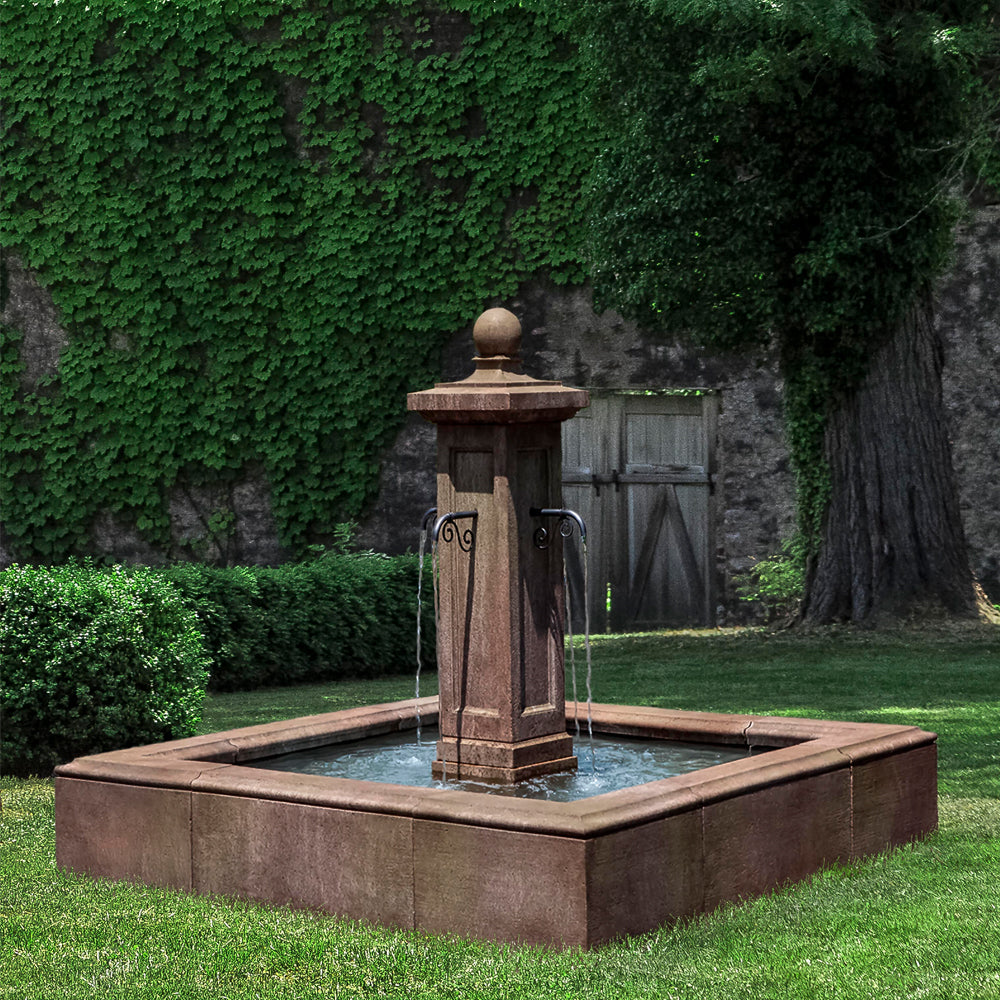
[{"xmin": 54, "ymin": 699, "xmax": 936, "ymax": 840}]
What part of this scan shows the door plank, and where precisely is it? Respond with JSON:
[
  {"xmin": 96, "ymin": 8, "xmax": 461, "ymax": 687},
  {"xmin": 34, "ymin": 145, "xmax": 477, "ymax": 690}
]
[
  {"xmin": 664, "ymin": 483, "xmax": 705, "ymax": 603},
  {"xmin": 562, "ymin": 391, "xmax": 717, "ymax": 630},
  {"xmin": 625, "ymin": 487, "xmax": 671, "ymax": 626}
]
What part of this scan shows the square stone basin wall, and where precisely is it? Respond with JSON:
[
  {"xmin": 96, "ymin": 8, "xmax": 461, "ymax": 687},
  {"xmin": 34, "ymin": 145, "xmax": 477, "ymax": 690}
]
[{"xmin": 55, "ymin": 699, "xmax": 937, "ymax": 948}]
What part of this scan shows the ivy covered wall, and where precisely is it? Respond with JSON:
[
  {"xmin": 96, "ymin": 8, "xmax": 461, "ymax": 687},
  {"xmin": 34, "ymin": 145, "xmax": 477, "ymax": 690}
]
[{"xmin": 0, "ymin": 0, "xmax": 593, "ymax": 562}]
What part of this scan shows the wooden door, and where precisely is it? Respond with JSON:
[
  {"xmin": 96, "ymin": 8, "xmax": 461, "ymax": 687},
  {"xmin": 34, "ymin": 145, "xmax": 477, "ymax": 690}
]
[{"xmin": 562, "ymin": 392, "xmax": 718, "ymax": 631}]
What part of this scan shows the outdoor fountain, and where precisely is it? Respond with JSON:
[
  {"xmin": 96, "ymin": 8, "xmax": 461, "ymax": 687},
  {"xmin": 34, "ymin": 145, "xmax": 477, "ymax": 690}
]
[{"xmin": 55, "ymin": 309, "xmax": 938, "ymax": 948}]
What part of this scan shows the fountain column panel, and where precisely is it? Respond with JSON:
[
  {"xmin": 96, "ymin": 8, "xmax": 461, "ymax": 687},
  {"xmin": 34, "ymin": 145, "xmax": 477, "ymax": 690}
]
[{"xmin": 408, "ymin": 308, "xmax": 589, "ymax": 781}]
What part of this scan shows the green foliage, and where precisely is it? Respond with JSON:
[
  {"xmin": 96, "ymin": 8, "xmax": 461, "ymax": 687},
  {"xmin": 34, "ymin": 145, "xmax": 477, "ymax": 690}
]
[
  {"xmin": 161, "ymin": 547, "xmax": 433, "ymax": 691},
  {"xmin": 155, "ymin": 562, "xmax": 269, "ymax": 691},
  {"xmin": 578, "ymin": 0, "xmax": 998, "ymax": 552},
  {"xmin": 780, "ymin": 352, "xmax": 834, "ymax": 555},
  {"xmin": 0, "ymin": 562, "xmax": 209, "ymax": 776},
  {"xmin": 0, "ymin": 0, "xmax": 594, "ymax": 561},
  {"xmin": 582, "ymin": 0, "xmax": 994, "ymax": 341},
  {"xmin": 733, "ymin": 536, "xmax": 806, "ymax": 622}
]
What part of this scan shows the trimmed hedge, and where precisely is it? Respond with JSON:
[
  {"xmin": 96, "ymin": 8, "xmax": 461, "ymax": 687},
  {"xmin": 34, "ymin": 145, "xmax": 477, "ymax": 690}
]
[
  {"xmin": 155, "ymin": 563, "xmax": 268, "ymax": 692},
  {"xmin": 0, "ymin": 553, "xmax": 431, "ymax": 775},
  {"xmin": 1, "ymin": 563, "xmax": 209, "ymax": 777},
  {"xmin": 162, "ymin": 553, "xmax": 433, "ymax": 692}
]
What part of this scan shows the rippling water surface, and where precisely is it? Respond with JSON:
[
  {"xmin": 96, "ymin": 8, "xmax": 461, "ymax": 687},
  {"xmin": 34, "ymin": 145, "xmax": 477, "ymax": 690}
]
[{"xmin": 250, "ymin": 729, "xmax": 753, "ymax": 802}]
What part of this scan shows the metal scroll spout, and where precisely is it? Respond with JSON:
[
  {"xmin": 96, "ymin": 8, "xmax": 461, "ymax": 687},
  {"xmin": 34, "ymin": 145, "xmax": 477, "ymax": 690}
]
[
  {"xmin": 421, "ymin": 507, "xmax": 438, "ymax": 534},
  {"xmin": 431, "ymin": 510, "xmax": 478, "ymax": 551},
  {"xmin": 529, "ymin": 507, "xmax": 587, "ymax": 549}
]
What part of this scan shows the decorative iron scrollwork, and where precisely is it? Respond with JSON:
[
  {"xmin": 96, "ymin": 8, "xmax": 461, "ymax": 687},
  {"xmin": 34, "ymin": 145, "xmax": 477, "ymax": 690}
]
[
  {"xmin": 529, "ymin": 508, "xmax": 587, "ymax": 549},
  {"xmin": 431, "ymin": 511, "xmax": 477, "ymax": 552}
]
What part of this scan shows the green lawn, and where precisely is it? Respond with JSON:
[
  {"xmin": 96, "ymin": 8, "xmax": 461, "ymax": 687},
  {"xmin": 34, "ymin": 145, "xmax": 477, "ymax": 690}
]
[{"xmin": 3, "ymin": 628, "xmax": 999, "ymax": 999}]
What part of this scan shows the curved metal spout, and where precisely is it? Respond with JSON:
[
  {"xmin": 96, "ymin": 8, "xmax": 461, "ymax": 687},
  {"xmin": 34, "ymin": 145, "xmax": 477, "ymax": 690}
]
[
  {"xmin": 431, "ymin": 510, "xmax": 478, "ymax": 550},
  {"xmin": 421, "ymin": 507, "xmax": 438, "ymax": 534},
  {"xmin": 529, "ymin": 507, "xmax": 587, "ymax": 546}
]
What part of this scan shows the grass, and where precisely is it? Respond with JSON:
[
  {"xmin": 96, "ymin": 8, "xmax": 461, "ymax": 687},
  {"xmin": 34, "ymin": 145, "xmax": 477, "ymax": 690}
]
[{"xmin": 3, "ymin": 627, "xmax": 999, "ymax": 999}]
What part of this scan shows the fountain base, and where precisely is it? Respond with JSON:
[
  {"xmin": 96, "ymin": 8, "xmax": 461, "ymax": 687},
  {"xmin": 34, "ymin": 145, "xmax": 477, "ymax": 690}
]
[
  {"xmin": 55, "ymin": 698, "xmax": 937, "ymax": 948},
  {"xmin": 433, "ymin": 731, "xmax": 577, "ymax": 781}
]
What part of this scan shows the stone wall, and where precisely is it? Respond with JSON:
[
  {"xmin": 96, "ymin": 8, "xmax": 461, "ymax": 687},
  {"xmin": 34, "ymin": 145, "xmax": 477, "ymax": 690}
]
[
  {"xmin": 356, "ymin": 282, "xmax": 798, "ymax": 622},
  {"xmin": 0, "ymin": 251, "xmax": 291, "ymax": 568},
  {"xmin": 3, "ymin": 206, "xmax": 997, "ymax": 614},
  {"xmin": 358, "ymin": 204, "xmax": 1000, "ymax": 613}
]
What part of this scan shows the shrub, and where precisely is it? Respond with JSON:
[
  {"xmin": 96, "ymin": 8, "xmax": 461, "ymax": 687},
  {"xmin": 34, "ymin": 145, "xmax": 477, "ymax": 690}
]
[
  {"xmin": 733, "ymin": 537, "xmax": 806, "ymax": 623},
  {"xmin": 157, "ymin": 563, "xmax": 269, "ymax": 691},
  {"xmin": 162, "ymin": 551, "xmax": 433, "ymax": 692},
  {"xmin": 0, "ymin": 564, "xmax": 210, "ymax": 777}
]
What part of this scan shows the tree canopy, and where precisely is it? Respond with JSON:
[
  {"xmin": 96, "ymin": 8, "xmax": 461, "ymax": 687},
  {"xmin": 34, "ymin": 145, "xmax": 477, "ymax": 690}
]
[
  {"xmin": 578, "ymin": 0, "xmax": 998, "ymax": 620},
  {"xmin": 584, "ymin": 1, "xmax": 997, "ymax": 346}
]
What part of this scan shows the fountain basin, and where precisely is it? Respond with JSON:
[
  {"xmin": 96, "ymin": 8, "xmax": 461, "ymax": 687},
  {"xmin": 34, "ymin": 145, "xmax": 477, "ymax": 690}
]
[
  {"xmin": 246, "ymin": 728, "xmax": 753, "ymax": 800},
  {"xmin": 55, "ymin": 698, "xmax": 936, "ymax": 948}
]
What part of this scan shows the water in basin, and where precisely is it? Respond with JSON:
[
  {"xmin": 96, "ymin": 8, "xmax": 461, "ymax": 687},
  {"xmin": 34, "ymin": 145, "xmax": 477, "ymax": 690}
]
[{"xmin": 248, "ymin": 729, "xmax": 753, "ymax": 802}]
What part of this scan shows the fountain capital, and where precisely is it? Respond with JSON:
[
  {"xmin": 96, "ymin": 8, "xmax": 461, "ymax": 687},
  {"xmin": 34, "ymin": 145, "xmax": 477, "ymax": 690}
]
[
  {"xmin": 407, "ymin": 307, "xmax": 589, "ymax": 425},
  {"xmin": 473, "ymin": 308, "xmax": 521, "ymax": 360}
]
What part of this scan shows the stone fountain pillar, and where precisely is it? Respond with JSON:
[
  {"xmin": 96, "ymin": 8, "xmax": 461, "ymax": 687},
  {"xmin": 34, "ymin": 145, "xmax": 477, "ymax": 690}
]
[{"xmin": 408, "ymin": 308, "xmax": 590, "ymax": 781}]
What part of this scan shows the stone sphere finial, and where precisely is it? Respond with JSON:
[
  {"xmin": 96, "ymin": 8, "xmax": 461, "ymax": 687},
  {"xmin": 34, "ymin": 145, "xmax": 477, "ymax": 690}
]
[{"xmin": 473, "ymin": 308, "xmax": 521, "ymax": 359}]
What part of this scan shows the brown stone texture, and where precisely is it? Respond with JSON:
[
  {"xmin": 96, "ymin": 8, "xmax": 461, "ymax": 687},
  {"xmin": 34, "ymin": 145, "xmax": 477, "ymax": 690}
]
[
  {"xmin": 585, "ymin": 810, "xmax": 705, "ymax": 941},
  {"xmin": 700, "ymin": 766, "xmax": 852, "ymax": 910},
  {"xmin": 55, "ymin": 777, "xmax": 193, "ymax": 891},
  {"xmin": 54, "ymin": 702, "xmax": 938, "ymax": 948},
  {"xmin": 412, "ymin": 820, "xmax": 587, "ymax": 946},
  {"xmin": 850, "ymin": 743, "xmax": 939, "ymax": 859},
  {"xmin": 408, "ymin": 318, "xmax": 588, "ymax": 780},
  {"xmin": 192, "ymin": 794, "xmax": 414, "ymax": 926}
]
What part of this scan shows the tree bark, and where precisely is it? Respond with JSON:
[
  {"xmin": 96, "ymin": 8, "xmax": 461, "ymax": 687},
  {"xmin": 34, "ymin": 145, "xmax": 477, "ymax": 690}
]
[{"xmin": 800, "ymin": 293, "xmax": 981, "ymax": 624}]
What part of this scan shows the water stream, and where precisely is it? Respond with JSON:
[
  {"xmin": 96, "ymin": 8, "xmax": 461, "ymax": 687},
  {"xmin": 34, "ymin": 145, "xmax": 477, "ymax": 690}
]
[
  {"xmin": 565, "ymin": 535, "xmax": 596, "ymax": 771},
  {"xmin": 414, "ymin": 524, "xmax": 428, "ymax": 742}
]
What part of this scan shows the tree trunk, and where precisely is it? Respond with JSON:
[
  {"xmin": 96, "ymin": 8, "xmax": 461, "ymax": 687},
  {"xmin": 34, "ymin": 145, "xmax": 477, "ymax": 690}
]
[{"xmin": 800, "ymin": 294, "xmax": 981, "ymax": 624}]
